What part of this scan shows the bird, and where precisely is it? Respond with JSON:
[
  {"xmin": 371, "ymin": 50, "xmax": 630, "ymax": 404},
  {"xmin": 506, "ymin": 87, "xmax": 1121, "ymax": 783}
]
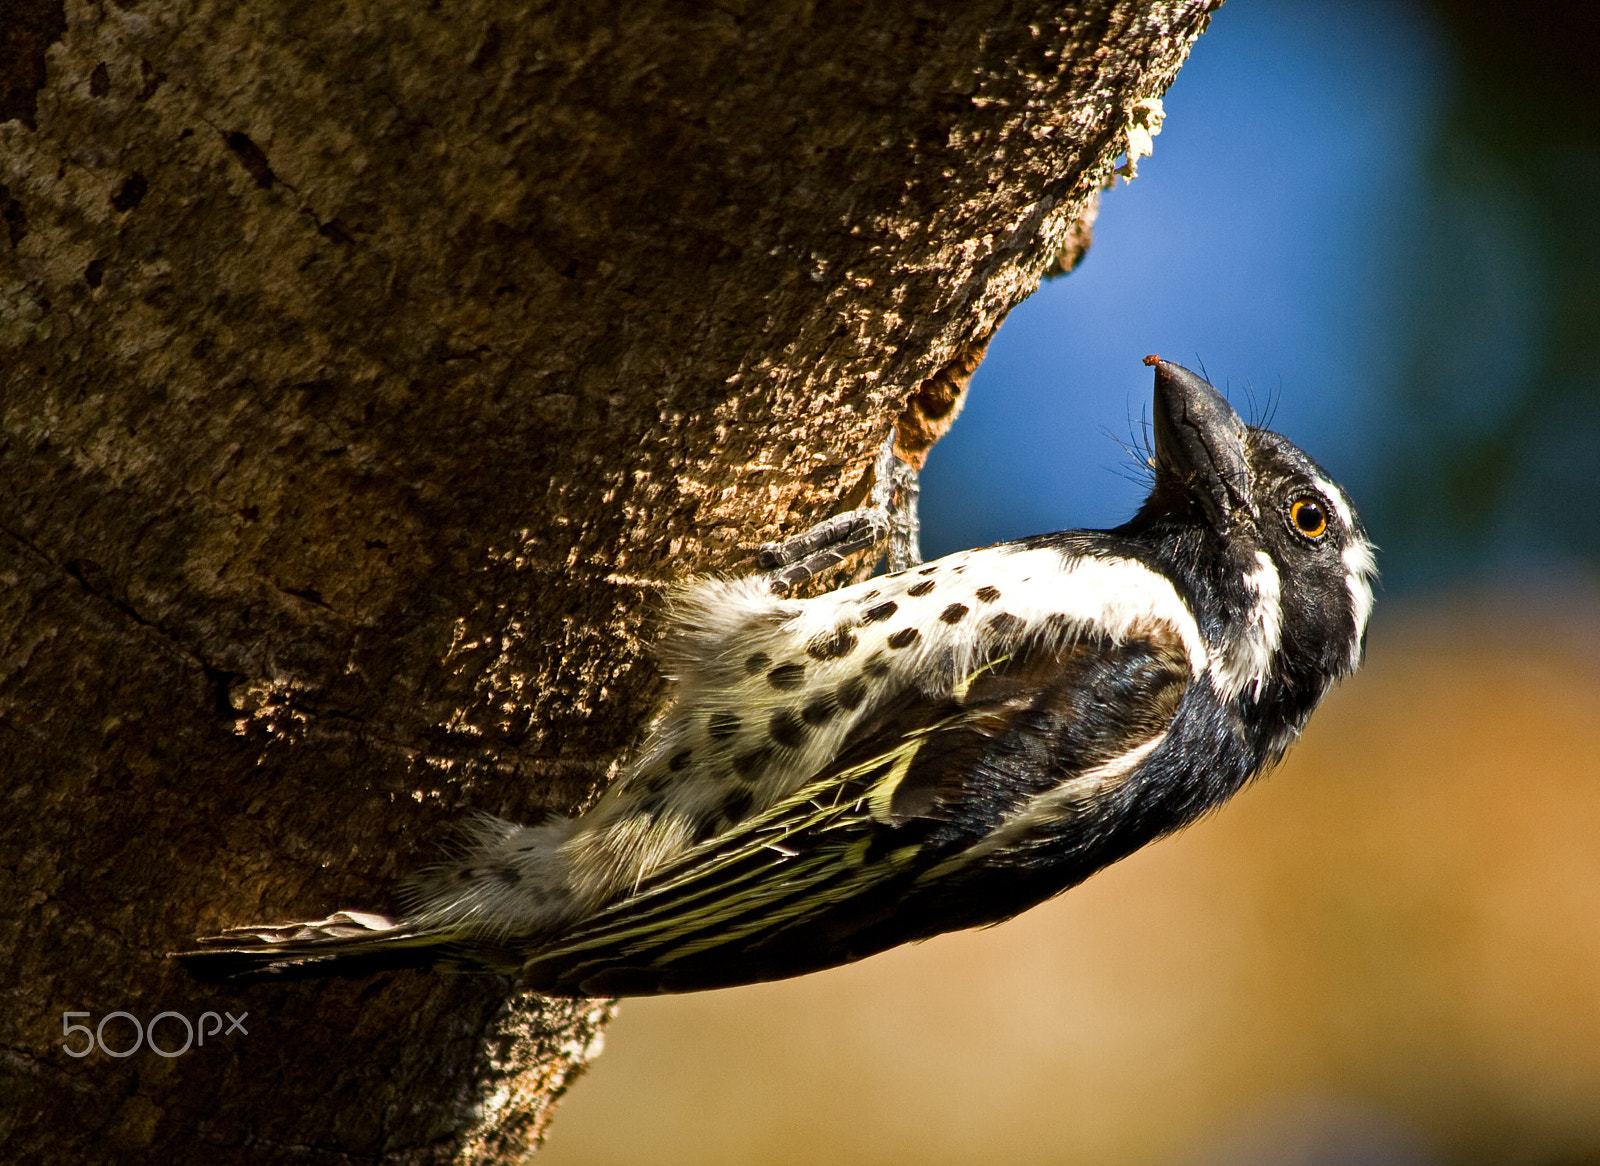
[{"xmin": 183, "ymin": 356, "xmax": 1376, "ymax": 996}]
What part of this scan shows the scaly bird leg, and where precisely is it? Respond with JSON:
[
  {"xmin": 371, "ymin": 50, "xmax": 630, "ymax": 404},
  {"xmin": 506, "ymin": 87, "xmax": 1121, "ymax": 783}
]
[{"xmin": 758, "ymin": 432, "xmax": 922, "ymax": 593}]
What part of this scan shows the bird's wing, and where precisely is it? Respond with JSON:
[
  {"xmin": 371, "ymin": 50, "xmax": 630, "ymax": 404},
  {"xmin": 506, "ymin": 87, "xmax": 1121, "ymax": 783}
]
[{"xmin": 517, "ymin": 624, "xmax": 1191, "ymax": 994}]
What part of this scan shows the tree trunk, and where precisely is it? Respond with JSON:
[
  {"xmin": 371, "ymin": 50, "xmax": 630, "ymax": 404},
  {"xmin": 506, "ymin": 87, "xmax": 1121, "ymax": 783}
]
[{"xmin": 0, "ymin": 1, "xmax": 1216, "ymax": 1160}]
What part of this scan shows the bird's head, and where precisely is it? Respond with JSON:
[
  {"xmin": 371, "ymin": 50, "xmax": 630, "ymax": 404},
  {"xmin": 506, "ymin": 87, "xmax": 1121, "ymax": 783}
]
[{"xmin": 1133, "ymin": 357, "xmax": 1376, "ymax": 718}]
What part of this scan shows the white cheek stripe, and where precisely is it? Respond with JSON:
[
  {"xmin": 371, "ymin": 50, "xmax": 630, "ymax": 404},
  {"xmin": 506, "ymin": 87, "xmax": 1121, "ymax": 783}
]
[
  {"xmin": 1310, "ymin": 473, "xmax": 1377, "ymax": 671},
  {"xmin": 1311, "ymin": 474, "xmax": 1356, "ymax": 532},
  {"xmin": 1210, "ymin": 550, "xmax": 1282, "ymax": 702},
  {"xmin": 1341, "ymin": 538, "xmax": 1377, "ymax": 668}
]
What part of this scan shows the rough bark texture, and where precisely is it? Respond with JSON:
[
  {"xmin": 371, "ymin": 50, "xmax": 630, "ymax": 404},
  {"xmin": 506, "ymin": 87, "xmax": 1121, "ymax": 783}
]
[{"xmin": 0, "ymin": 1, "xmax": 1216, "ymax": 1161}]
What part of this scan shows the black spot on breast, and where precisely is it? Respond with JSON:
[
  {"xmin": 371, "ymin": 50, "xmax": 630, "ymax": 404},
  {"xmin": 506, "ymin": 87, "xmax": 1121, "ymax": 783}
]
[
  {"xmin": 837, "ymin": 675, "xmax": 868, "ymax": 710},
  {"xmin": 769, "ymin": 708, "xmax": 808, "ymax": 749},
  {"xmin": 807, "ymin": 626, "xmax": 859, "ymax": 660},
  {"xmin": 745, "ymin": 651, "xmax": 772, "ymax": 674},
  {"xmin": 862, "ymin": 600, "xmax": 898, "ymax": 623},
  {"xmin": 801, "ymin": 693, "xmax": 837, "ymax": 725},
  {"xmin": 707, "ymin": 712, "xmax": 741, "ymax": 741},
  {"xmin": 861, "ymin": 589, "xmax": 880, "ymax": 602},
  {"xmin": 918, "ymin": 565, "xmax": 939, "ymax": 575},
  {"xmin": 733, "ymin": 746, "xmax": 774, "ymax": 781},
  {"xmin": 669, "ymin": 749, "xmax": 693, "ymax": 771},
  {"xmin": 975, "ymin": 586, "xmax": 1001, "ymax": 603},
  {"xmin": 941, "ymin": 603, "xmax": 969, "ymax": 624},
  {"xmin": 722, "ymin": 789, "xmax": 755, "ymax": 825},
  {"xmin": 887, "ymin": 627, "xmax": 921, "ymax": 650},
  {"xmin": 496, "ymin": 866, "xmax": 522, "ymax": 886},
  {"xmin": 691, "ymin": 817, "xmax": 722, "ymax": 844},
  {"xmin": 952, "ymin": 564, "xmax": 967, "ymax": 573},
  {"xmin": 768, "ymin": 662, "xmax": 805, "ymax": 690},
  {"xmin": 907, "ymin": 580, "xmax": 936, "ymax": 596},
  {"xmin": 987, "ymin": 613, "xmax": 1023, "ymax": 636},
  {"xmin": 863, "ymin": 652, "xmax": 891, "ymax": 678}
]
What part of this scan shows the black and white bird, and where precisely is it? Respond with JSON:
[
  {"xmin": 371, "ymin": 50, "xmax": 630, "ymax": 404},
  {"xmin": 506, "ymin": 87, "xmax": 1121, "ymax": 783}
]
[{"xmin": 186, "ymin": 357, "xmax": 1376, "ymax": 995}]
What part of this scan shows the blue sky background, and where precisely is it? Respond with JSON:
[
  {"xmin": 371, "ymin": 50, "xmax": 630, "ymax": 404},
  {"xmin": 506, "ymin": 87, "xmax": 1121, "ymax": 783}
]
[{"xmin": 920, "ymin": 0, "xmax": 1448, "ymax": 584}]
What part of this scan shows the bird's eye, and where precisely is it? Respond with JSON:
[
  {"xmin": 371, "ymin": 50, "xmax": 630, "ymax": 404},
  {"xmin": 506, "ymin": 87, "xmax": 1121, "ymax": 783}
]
[{"xmin": 1289, "ymin": 497, "xmax": 1329, "ymax": 539}]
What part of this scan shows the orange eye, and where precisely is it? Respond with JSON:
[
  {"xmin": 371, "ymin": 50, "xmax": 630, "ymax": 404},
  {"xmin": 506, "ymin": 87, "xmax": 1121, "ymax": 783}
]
[{"xmin": 1290, "ymin": 497, "xmax": 1329, "ymax": 539}]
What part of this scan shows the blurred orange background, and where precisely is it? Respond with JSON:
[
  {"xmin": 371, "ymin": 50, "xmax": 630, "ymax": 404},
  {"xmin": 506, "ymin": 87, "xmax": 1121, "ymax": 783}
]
[{"xmin": 540, "ymin": 598, "xmax": 1600, "ymax": 1166}]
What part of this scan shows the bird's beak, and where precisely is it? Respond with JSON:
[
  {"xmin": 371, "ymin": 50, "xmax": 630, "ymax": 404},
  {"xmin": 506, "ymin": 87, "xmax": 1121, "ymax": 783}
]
[{"xmin": 1147, "ymin": 356, "xmax": 1255, "ymax": 524}]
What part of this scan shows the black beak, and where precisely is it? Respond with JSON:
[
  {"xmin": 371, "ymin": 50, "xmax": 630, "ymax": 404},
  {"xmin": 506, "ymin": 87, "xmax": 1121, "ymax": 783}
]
[{"xmin": 1146, "ymin": 356, "xmax": 1255, "ymax": 524}]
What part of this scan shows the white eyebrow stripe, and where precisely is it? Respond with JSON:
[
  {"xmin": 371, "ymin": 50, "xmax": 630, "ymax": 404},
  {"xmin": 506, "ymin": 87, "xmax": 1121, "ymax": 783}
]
[{"xmin": 1310, "ymin": 474, "xmax": 1355, "ymax": 531}]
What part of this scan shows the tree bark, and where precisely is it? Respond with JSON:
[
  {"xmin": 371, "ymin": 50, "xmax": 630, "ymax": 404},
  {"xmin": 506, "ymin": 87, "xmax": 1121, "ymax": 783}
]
[{"xmin": 0, "ymin": 1, "xmax": 1217, "ymax": 1160}]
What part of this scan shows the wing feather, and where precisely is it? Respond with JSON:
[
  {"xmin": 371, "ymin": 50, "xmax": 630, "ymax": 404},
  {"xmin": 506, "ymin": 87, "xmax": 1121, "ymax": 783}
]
[{"xmin": 519, "ymin": 625, "xmax": 1191, "ymax": 993}]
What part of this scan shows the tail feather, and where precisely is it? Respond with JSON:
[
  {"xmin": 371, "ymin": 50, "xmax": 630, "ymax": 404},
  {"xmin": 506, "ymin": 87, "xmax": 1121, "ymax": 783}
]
[
  {"xmin": 177, "ymin": 911, "xmax": 447, "ymax": 979},
  {"xmin": 180, "ymin": 812, "xmax": 588, "ymax": 981}
]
